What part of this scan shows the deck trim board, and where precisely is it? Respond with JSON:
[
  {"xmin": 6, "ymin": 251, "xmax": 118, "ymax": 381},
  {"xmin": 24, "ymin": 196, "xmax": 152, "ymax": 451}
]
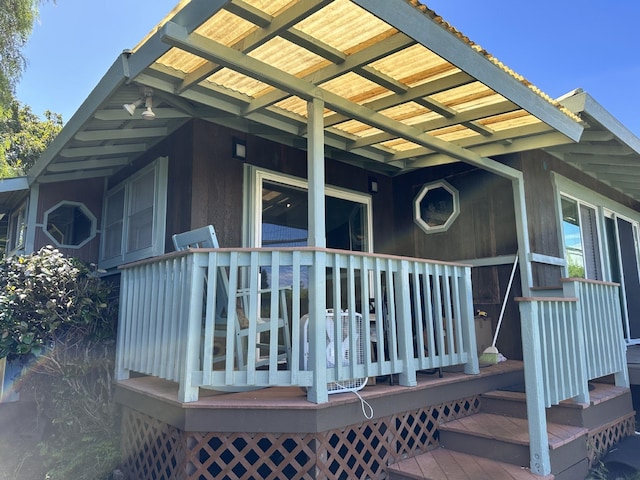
[{"xmin": 388, "ymin": 449, "xmax": 554, "ymax": 480}]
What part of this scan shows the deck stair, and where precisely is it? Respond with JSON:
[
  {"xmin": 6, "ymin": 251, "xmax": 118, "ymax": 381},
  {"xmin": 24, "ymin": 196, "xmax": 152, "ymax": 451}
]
[{"xmin": 387, "ymin": 382, "xmax": 634, "ymax": 480}]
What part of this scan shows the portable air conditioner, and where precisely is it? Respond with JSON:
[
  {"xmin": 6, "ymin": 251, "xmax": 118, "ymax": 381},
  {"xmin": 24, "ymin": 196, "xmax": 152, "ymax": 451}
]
[{"xmin": 302, "ymin": 309, "xmax": 367, "ymax": 394}]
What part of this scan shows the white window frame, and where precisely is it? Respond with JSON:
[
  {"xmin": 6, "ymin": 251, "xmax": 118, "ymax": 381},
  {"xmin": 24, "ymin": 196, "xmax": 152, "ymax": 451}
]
[
  {"xmin": 99, "ymin": 157, "xmax": 168, "ymax": 269},
  {"xmin": 244, "ymin": 165, "xmax": 373, "ymax": 252},
  {"xmin": 43, "ymin": 200, "xmax": 97, "ymax": 249},
  {"xmin": 558, "ymin": 193, "xmax": 603, "ymax": 280},
  {"xmin": 7, "ymin": 200, "xmax": 28, "ymax": 254},
  {"xmin": 554, "ymin": 173, "xmax": 640, "ymax": 282}
]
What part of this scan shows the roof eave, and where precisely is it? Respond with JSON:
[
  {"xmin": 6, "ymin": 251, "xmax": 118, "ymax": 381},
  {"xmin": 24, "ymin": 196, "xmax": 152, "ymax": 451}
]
[
  {"xmin": 27, "ymin": 55, "xmax": 129, "ymax": 184},
  {"xmin": 560, "ymin": 91, "xmax": 640, "ymax": 154}
]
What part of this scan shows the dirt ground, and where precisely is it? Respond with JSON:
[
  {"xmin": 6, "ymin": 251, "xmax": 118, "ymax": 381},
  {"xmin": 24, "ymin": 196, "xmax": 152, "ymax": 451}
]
[{"xmin": 0, "ymin": 402, "xmax": 47, "ymax": 479}]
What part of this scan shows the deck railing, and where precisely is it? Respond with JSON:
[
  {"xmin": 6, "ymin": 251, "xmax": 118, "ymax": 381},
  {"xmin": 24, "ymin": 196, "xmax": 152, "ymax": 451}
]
[
  {"xmin": 517, "ymin": 278, "xmax": 629, "ymax": 476},
  {"xmin": 115, "ymin": 248, "xmax": 479, "ymax": 403}
]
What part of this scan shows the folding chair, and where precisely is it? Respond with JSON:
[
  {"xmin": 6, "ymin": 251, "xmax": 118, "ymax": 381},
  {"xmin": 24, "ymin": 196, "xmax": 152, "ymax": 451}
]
[{"xmin": 172, "ymin": 225, "xmax": 291, "ymax": 369}]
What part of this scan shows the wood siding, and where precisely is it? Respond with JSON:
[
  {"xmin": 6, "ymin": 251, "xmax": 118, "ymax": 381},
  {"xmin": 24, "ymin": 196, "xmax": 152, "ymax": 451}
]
[
  {"xmin": 34, "ymin": 178, "xmax": 104, "ymax": 264},
  {"xmin": 180, "ymin": 120, "xmax": 395, "ymax": 252},
  {"xmin": 392, "ymin": 164, "xmax": 522, "ymax": 359}
]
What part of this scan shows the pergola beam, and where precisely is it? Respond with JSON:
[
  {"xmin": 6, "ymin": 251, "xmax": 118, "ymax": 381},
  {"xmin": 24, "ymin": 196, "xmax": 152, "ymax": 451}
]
[
  {"xmin": 179, "ymin": 0, "xmax": 333, "ymax": 93},
  {"xmin": 245, "ymin": 32, "xmax": 416, "ymax": 115},
  {"xmin": 162, "ymin": 22, "xmax": 493, "ymax": 167}
]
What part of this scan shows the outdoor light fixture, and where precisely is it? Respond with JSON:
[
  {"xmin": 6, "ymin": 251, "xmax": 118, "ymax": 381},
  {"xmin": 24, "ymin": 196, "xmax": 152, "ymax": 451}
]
[
  {"xmin": 232, "ymin": 138, "xmax": 247, "ymax": 159},
  {"xmin": 141, "ymin": 95, "xmax": 155, "ymax": 120},
  {"xmin": 368, "ymin": 176, "xmax": 378, "ymax": 194},
  {"xmin": 123, "ymin": 87, "xmax": 155, "ymax": 120},
  {"xmin": 123, "ymin": 98, "xmax": 143, "ymax": 116}
]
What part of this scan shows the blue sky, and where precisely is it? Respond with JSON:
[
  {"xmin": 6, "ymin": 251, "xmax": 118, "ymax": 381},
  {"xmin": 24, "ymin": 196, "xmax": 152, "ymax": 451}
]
[{"xmin": 16, "ymin": 0, "xmax": 640, "ymax": 138}]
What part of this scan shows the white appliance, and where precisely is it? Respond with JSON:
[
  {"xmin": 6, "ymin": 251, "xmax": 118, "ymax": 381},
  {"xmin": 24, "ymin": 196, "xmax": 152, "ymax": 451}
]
[{"xmin": 302, "ymin": 309, "xmax": 367, "ymax": 394}]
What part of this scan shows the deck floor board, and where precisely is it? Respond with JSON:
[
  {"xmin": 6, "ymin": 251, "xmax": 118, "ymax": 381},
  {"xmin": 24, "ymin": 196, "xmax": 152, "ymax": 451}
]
[{"xmin": 388, "ymin": 449, "xmax": 554, "ymax": 480}]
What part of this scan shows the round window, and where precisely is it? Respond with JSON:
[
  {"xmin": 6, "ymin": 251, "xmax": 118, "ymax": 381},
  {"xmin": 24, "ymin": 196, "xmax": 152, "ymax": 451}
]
[
  {"xmin": 44, "ymin": 201, "xmax": 96, "ymax": 248},
  {"xmin": 414, "ymin": 181, "xmax": 460, "ymax": 234}
]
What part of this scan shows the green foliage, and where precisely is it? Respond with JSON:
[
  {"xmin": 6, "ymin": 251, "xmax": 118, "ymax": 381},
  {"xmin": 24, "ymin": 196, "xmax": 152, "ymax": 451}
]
[
  {"xmin": 38, "ymin": 434, "xmax": 121, "ymax": 480},
  {"xmin": 0, "ymin": 246, "xmax": 121, "ymax": 479},
  {"xmin": 0, "ymin": 0, "xmax": 53, "ymax": 109},
  {"xmin": 567, "ymin": 262, "xmax": 586, "ymax": 279},
  {"xmin": 0, "ymin": 246, "xmax": 113, "ymax": 358},
  {"xmin": 0, "ymin": 99, "xmax": 63, "ymax": 177}
]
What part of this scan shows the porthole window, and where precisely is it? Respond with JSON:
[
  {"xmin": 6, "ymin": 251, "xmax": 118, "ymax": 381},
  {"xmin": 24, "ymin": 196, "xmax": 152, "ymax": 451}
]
[
  {"xmin": 44, "ymin": 201, "xmax": 96, "ymax": 248},
  {"xmin": 414, "ymin": 180, "xmax": 460, "ymax": 234}
]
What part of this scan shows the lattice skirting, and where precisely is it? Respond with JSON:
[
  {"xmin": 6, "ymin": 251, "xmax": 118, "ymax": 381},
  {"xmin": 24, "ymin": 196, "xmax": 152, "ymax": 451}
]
[
  {"xmin": 120, "ymin": 396, "xmax": 480, "ymax": 480},
  {"xmin": 587, "ymin": 412, "xmax": 636, "ymax": 467}
]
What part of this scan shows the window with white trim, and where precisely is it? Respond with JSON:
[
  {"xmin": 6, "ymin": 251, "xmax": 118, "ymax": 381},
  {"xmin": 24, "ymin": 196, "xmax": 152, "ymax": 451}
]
[
  {"xmin": 100, "ymin": 157, "xmax": 168, "ymax": 269},
  {"xmin": 44, "ymin": 201, "xmax": 96, "ymax": 248},
  {"xmin": 560, "ymin": 195, "xmax": 602, "ymax": 280},
  {"xmin": 7, "ymin": 201, "xmax": 27, "ymax": 253},
  {"xmin": 250, "ymin": 167, "xmax": 373, "ymax": 252}
]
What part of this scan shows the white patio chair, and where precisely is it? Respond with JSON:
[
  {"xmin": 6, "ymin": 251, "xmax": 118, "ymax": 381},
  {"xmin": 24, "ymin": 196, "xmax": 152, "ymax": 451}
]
[{"xmin": 172, "ymin": 225, "xmax": 291, "ymax": 370}]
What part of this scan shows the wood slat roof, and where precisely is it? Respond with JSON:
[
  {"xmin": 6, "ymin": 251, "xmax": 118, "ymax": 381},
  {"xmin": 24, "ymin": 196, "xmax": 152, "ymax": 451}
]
[{"xmin": 29, "ymin": 0, "xmax": 586, "ymax": 185}]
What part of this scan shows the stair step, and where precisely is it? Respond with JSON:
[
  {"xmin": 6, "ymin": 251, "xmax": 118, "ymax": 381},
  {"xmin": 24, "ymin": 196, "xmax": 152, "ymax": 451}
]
[
  {"xmin": 440, "ymin": 413, "xmax": 587, "ymax": 450},
  {"xmin": 481, "ymin": 383, "xmax": 634, "ymax": 428},
  {"xmin": 386, "ymin": 448, "xmax": 554, "ymax": 480}
]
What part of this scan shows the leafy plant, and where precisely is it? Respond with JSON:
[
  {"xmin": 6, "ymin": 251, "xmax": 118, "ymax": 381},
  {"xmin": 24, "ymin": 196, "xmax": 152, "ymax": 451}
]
[
  {"xmin": 0, "ymin": 246, "xmax": 113, "ymax": 358},
  {"xmin": 0, "ymin": 246, "xmax": 120, "ymax": 479}
]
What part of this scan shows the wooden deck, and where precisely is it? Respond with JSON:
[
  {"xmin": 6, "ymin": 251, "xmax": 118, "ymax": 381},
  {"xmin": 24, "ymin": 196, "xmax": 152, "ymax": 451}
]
[
  {"xmin": 387, "ymin": 448, "xmax": 553, "ymax": 480},
  {"xmin": 115, "ymin": 361, "xmax": 525, "ymax": 433}
]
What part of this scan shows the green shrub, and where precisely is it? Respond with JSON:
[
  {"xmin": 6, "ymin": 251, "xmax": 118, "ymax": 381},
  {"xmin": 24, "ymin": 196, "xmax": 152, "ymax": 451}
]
[
  {"xmin": 0, "ymin": 246, "xmax": 120, "ymax": 479},
  {"xmin": 0, "ymin": 246, "xmax": 114, "ymax": 358}
]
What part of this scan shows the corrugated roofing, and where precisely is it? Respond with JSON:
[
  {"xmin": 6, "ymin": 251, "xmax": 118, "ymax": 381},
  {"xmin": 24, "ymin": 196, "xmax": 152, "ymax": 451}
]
[{"xmin": 30, "ymin": 0, "xmax": 585, "ymax": 184}]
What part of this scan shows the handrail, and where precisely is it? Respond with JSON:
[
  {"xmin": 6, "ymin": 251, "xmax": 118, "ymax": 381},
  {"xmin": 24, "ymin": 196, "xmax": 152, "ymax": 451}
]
[
  {"xmin": 516, "ymin": 278, "xmax": 628, "ymax": 476},
  {"xmin": 115, "ymin": 248, "xmax": 479, "ymax": 403}
]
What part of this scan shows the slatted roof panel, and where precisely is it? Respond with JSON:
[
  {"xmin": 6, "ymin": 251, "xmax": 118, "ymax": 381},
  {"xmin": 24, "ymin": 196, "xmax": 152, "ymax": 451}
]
[{"xmin": 29, "ymin": 0, "xmax": 584, "ymax": 184}]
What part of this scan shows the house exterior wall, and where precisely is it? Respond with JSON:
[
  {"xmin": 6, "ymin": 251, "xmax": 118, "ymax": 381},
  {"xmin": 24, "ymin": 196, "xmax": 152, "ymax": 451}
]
[
  {"xmin": 392, "ymin": 164, "xmax": 523, "ymax": 359},
  {"xmin": 34, "ymin": 178, "xmax": 104, "ymax": 264},
  {"xmin": 175, "ymin": 119, "xmax": 396, "ymax": 252},
  {"xmin": 506, "ymin": 150, "xmax": 640, "ymax": 288}
]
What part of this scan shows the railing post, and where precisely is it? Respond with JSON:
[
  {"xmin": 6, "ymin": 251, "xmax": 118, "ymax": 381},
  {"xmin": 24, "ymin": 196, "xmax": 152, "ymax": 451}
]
[
  {"xmin": 115, "ymin": 268, "xmax": 132, "ymax": 381},
  {"xmin": 560, "ymin": 281, "xmax": 590, "ymax": 404},
  {"xmin": 306, "ymin": 249, "xmax": 328, "ymax": 403},
  {"xmin": 518, "ymin": 299, "xmax": 551, "ymax": 476},
  {"xmin": 396, "ymin": 260, "xmax": 417, "ymax": 387},
  {"xmin": 460, "ymin": 267, "xmax": 479, "ymax": 374},
  {"xmin": 178, "ymin": 253, "xmax": 203, "ymax": 402}
]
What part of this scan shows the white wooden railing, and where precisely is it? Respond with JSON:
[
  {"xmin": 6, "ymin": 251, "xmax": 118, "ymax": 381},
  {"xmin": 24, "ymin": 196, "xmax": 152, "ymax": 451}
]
[
  {"xmin": 115, "ymin": 248, "xmax": 479, "ymax": 403},
  {"xmin": 517, "ymin": 278, "xmax": 629, "ymax": 476}
]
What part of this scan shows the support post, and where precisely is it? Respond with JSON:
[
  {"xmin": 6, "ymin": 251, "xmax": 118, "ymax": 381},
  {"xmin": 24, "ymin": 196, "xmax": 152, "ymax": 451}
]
[
  {"xmin": 395, "ymin": 260, "xmax": 417, "ymax": 387},
  {"xmin": 306, "ymin": 97, "xmax": 328, "ymax": 403},
  {"xmin": 179, "ymin": 254, "xmax": 202, "ymax": 403},
  {"xmin": 460, "ymin": 267, "xmax": 480, "ymax": 374},
  {"xmin": 518, "ymin": 299, "xmax": 551, "ymax": 476},
  {"xmin": 511, "ymin": 175, "xmax": 532, "ymax": 297}
]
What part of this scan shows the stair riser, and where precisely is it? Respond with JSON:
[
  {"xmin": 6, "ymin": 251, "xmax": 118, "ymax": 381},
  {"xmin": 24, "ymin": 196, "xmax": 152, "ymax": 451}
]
[
  {"xmin": 482, "ymin": 396, "xmax": 584, "ymax": 426},
  {"xmin": 580, "ymin": 392, "xmax": 634, "ymax": 429},
  {"xmin": 439, "ymin": 428, "xmax": 587, "ymax": 474},
  {"xmin": 482, "ymin": 390, "xmax": 634, "ymax": 429},
  {"xmin": 439, "ymin": 430, "xmax": 529, "ymax": 467},
  {"xmin": 549, "ymin": 436, "xmax": 588, "ymax": 475}
]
